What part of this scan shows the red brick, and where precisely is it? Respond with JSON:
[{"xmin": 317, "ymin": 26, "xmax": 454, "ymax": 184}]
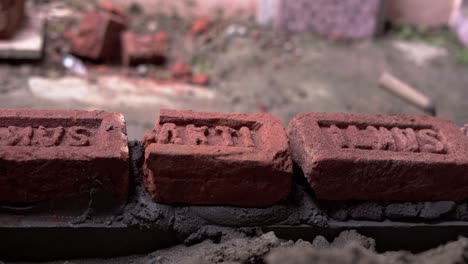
[
  {"xmin": 69, "ymin": 11, "xmax": 126, "ymax": 63},
  {"xmin": 0, "ymin": 0, "xmax": 25, "ymax": 39},
  {"xmin": 288, "ymin": 113, "xmax": 468, "ymax": 201},
  {"xmin": 121, "ymin": 31, "xmax": 168, "ymax": 66},
  {"xmin": 0, "ymin": 109, "xmax": 129, "ymax": 203},
  {"xmin": 98, "ymin": 0, "xmax": 128, "ymax": 23},
  {"xmin": 142, "ymin": 109, "xmax": 292, "ymax": 207},
  {"xmin": 154, "ymin": 31, "xmax": 169, "ymax": 42},
  {"xmin": 191, "ymin": 73, "xmax": 209, "ymax": 86},
  {"xmin": 191, "ymin": 17, "xmax": 210, "ymax": 35},
  {"xmin": 463, "ymin": 124, "xmax": 468, "ymax": 137},
  {"xmin": 171, "ymin": 61, "xmax": 193, "ymax": 81}
]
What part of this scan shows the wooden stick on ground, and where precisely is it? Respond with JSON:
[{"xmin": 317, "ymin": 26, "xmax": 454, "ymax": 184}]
[{"xmin": 378, "ymin": 71, "xmax": 436, "ymax": 116}]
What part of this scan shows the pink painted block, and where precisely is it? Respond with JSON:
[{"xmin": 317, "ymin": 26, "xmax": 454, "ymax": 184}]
[{"xmin": 275, "ymin": 0, "xmax": 385, "ymax": 39}]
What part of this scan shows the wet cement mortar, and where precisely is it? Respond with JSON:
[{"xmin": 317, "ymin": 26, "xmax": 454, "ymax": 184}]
[
  {"xmin": 27, "ymin": 230, "xmax": 468, "ymax": 264},
  {"xmin": 122, "ymin": 141, "xmax": 328, "ymax": 242},
  {"xmin": 122, "ymin": 142, "xmax": 468, "ymax": 238}
]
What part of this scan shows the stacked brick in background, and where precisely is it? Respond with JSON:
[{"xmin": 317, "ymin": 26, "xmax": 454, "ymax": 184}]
[
  {"xmin": 0, "ymin": 109, "xmax": 129, "ymax": 204},
  {"xmin": 288, "ymin": 113, "xmax": 468, "ymax": 201},
  {"xmin": 68, "ymin": 10, "xmax": 127, "ymax": 63},
  {"xmin": 274, "ymin": 0, "xmax": 385, "ymax": 39},
  {"xmin": 121, "ymin": 31, "xmax": 168, "ymax": 66},
  {"xmin": 142, "ymin": 110, "xmax": 293, "ymax": 207},
  {"xmin": 0, "ymin": 0, "xmax": 25, "ymax": 39}
]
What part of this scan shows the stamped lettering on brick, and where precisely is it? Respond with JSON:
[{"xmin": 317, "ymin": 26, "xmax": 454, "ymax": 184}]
[
  {"xmin": 320, "ymin": 123, "xmax": 446, "ymax": 154},
  {"xmin": 142, "ymin": 109, "xmax": 292, "ymax": 207},
  {"xmin": 0, "ymin": 125, "xmax": 94, "ymax": 147},
  {"xmin": 288, "ymin": 113, "xmax": 468, "ymax": 201},
  {"xmin": 0, "ymin": 109, "xmax": 129, "ymax": 204},
  {"xmin": 155, "ymin": 122, "xmax": 256, "ymax": 148}
]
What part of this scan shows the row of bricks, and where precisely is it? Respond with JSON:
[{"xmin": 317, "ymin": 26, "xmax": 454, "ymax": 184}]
[{"xmin": 0, "ymin": 108, "xmax": 467, "ymax": 207}]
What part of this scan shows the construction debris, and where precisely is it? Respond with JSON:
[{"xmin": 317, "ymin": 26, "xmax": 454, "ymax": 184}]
[
  {"xmin": 121, "ymin": 31, "xmax": 168, "ymax": 66},
  {"xmin": 225, "ymin": 24, "xmax": 248, "ymax": 37},
  {"xmin": 0, "ymin": 0, "xmax": 25, "ymax": 39},
  {"xmin": 68, "ymin": 11, "xmax": 127, "ymax": 63},
  {"xmin": 192, "ymin": 73, "xmax": 209, "ymax": 86},
  {"xmin": 378, "ymin": 72, "xmax": 436, "ymax": 116},
  {"xmin": 191, "ymin": 17, "xmax": 210, "ymax": 35},
  {"xmin": 62, "ymin": 55, "xmax": 88, "ymax": 77},
  {"xmin": 171, "ymin": 61, "xmax": 193, "ymax": 82},
  {"xmin": 98, "ymin": 0, "xmax": 129, "ymax": 24},
  {"xmin": 27, "ymin": 76, "xmax": 221, "ymax": 109}
]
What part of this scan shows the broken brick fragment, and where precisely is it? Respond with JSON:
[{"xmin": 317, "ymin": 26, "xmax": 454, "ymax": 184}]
[
  {"xmin": 69, "ymin": 11, "xmax": 127, "ymax": 63},
  {"xmin": 288, "ymin": 113, "xmax": 468, "ymax": 201},
  {"xmin": 142, "ymin": 109, "xmax": 292, "ymax": 207},
  {"xmin": 463, "ymin": 124, "xmax": 468, "ymax": 137},
  {"xmin": 171, "ymin": 61, "xmax": 193, "ymax": 81},
  {"xmin": 98, "ymin": 0, "xmax": 128, "ymax": 23},
  {"xmin": 154, "ymin": 31, "xmax": 169, "ymax": 43},
  {"xmin": 0, "ymin": 0, "xmax": 25, "ymax": 39},
  {"xmin": 121, "ymin": 31, "xmax": 168, "ymax": 66},
  {"xmin": 0, "ymin": 109, "xmax": 129, "ymax": 204},
  {"xmin": 191, "ymin": 73, "xmax": 209, "ymax": 86},
  {"xmin": 191, "ymin": 17, "xmax": 210, "ymax": 35}
]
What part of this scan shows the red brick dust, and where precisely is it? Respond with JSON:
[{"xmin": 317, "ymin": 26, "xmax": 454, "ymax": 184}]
[
  {"xmin": 121, "ymin": 31, "xmax": 168, "ymax": 66},
  {"xmin": 142, "ymin": 109, "xmax": 293, "ymax": 207},
  {"xmin": 69, "ymin": 11, "xmax": 127, "ymax": 63},
  {"xmin": 0, "ymin": 0, "xmax": 25, "ymax": 39},
  {"xmin": 154, "ymin": 31, "xmax": 169, "ymax": 43},
  {"xmin": 288, "ymin": 113, "xmax": 468, "ymax": 201},
  {"xmin": 0, "ymin": 109, "xmax": 129, "ymax": 203}
]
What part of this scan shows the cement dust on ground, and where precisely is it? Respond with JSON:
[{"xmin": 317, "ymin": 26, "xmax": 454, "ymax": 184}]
[{"xmin": 28, "ymin": 230, "xmax": 468, "ymax": 264}]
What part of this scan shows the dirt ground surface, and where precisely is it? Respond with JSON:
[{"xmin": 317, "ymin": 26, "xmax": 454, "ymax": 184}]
[{"xmin": 0, "ymin": 1, "xmax": 466, "ymax": 140}]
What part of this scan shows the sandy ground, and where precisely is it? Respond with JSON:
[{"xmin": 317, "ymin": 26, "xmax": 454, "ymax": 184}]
[{"xmin": 0, "ymin": 1, "xmax": 467, "ymax": 140}]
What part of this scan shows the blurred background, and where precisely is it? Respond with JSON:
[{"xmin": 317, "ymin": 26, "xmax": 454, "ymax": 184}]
[{"xmin": 0, "ymin": 0, "xmax": 466, "ymax": 139}]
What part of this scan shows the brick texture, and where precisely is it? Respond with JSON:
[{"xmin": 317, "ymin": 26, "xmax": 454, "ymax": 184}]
[
  {"xmin": 0, "ymin": 0, "xmax": 25, "ymax": 39},
  {"xmin": 69, "ymin": 11, "xmax": 126, "ymax": 63},
  {"xmin": 288, "ymin": 113, "xmax": 468, "ymax": 201},
  {"xmin": 121, "ymin": 31, "xmax": 167, "ymax": 66},
  {"xmin": 142, "ymin": 109, "xmax": 292, "ymax": 207},
  {"xmin": 0, "ymin": 109, "xmax": 129, "ymax": 203}
]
